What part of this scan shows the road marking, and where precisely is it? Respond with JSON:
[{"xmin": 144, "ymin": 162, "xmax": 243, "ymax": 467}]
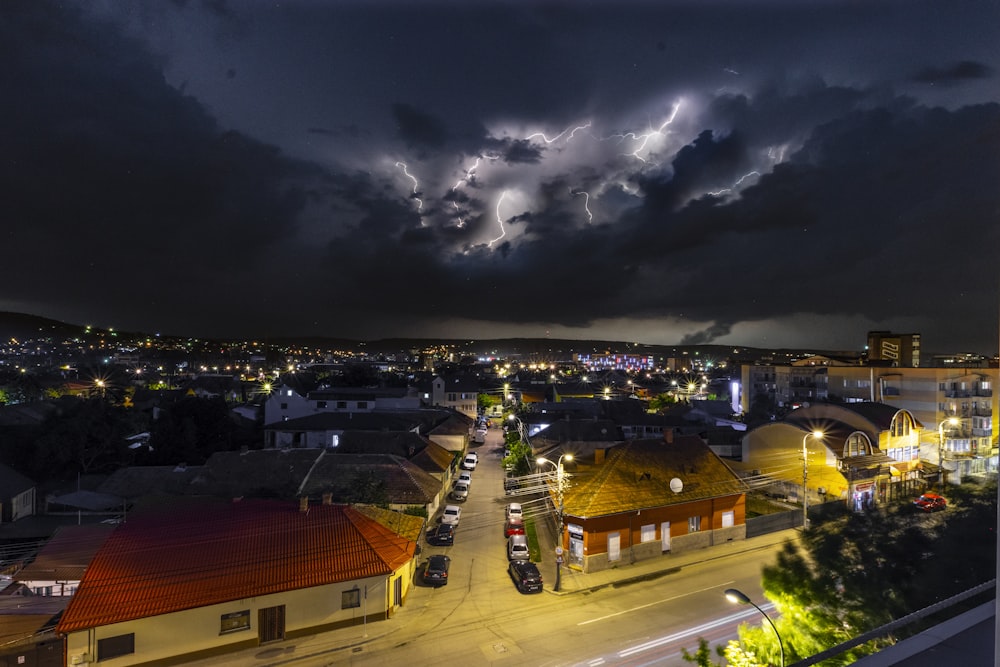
[{"xmin": 577, "ymin": 582, "xmax": 734, "ymax": 626}]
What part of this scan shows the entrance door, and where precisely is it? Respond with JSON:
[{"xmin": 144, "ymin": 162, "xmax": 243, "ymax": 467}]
[
  {"xmin": 394, "ymin": 576, "xmax": 402, "ymax": 607},
  {"xmin": 608, "ymin": 532, "xmax": 621, "ymax": 562},
  {"xmin": 258, "ymin": 605, "xmax": 286, "ymax": 644},
  {"xmin": 661, "ymin": 521, "xmax": 671, "ymax": 552}
]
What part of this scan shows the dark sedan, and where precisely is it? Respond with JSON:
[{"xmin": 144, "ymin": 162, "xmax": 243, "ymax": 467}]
[
  {"xmin": 426, "ymin": 524, "xmax": 455, "ymax": 546},
  {"xmin": 508, "ymin": 559, "xmax": 543, "ymax": 593},
  {"xmin": 423, "ymin": 554, "xmax": 451, "ymax": 586}
]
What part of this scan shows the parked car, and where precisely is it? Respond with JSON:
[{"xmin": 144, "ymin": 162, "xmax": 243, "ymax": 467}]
[
  {"xmin": 504, "ymin": 517, "xmax": 525, "ymax": 537},
  {"xmin": 508, "ymin": 559, "xmax": 543, "ymax": 593},
  {"xmin": 457, "ymin": 471, "xmax": 473, "ymax": 487},
  {"xmin": 506, "ymin": 502, "xmax": 523, "ymax": 521},
  {"xmin": 426, "ymin": 524, "xmax": 455, "ymax": 546},
  {"xmin": 913, "ymin": 492, "xmax": 947, "ymax": 512},
  {"xmin": 472, "ymin": 429, "xmax": 487, "ymax": 444},
  {"xmin": 462, "ymin": 452, "xmax": 479, "ymax": 470},
  {"xmin": 441, "ymin": 504, "xmax": 462, "ymax": 525},
  {"xmin": 507, "ymin": 534, "xmax": 530, "ymax": 561},
  {"xmin": 423, "ymin": 554, "xmax": 451, "ymax": 586},
  {"xmin": 450, "ymin": 481, "xmax": 470, "ymax": 501}
]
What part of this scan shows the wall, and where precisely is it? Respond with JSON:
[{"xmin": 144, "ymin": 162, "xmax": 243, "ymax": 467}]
[{"xmin": 64, "ymin": 574, "xmax": 392, "ymax": 667}]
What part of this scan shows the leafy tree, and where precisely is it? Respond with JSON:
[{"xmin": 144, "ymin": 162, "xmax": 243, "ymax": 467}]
[
  {"xmin": 478, "ymin": 392, "xmax": 500, "ymax": 411},
  {"xmin": 30, "ymin": 398, "xmax": 142, "ymax": 476},
  {"xmin": 648, "ymin": 391, "xmax": 677, "ymax": 412},
  {"xmin": 501, "ymin": 427, "xmax": 533, "ymax": 475},
  {"xmin": 692, "ymin": 482, "xmax": 997, "ymax": 665}
]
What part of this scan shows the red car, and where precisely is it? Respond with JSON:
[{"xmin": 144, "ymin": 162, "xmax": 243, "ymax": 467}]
[
  {"xmin": 504, "ymin": 517, "xmax": 525, "ymax": 537},
  {"xmin": 913, "ymin": 492, "xmax": 947, "ymax": 512}
]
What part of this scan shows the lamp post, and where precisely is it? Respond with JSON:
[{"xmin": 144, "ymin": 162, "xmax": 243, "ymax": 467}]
[
  {"xmin": 537, "ymin": 453, "xmax": 573, "ymax": 591},
  {"xmin": 938, "ymin": 417, "xmax": 959, "ymax": 490},
  {"xmin": 725, "ymin": 588, "xmax": 784, "ymax": 667},
  {"xmin": 802, "ymin": 430, "xmax": 823, "ymax": 529}
]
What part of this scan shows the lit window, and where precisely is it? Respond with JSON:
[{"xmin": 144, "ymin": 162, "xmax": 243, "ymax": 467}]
[
  {"xmin": 220, "ymin": 610, "xmax": 250, "ymax": 634},
  {"xmin": 688, "ymin": 516, "xmax": 701, "ymax": 532},
  {"xmin": 640, "ymin": 524, "xmax": 656, "ymax": 542}
]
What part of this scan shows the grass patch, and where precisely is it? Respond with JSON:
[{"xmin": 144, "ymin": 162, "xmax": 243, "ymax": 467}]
[{"xmin": 525, "ymin": 518, "xmax": 542, "ymax": 561}]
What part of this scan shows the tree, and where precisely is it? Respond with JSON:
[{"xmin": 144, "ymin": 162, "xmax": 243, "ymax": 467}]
[{"xmin": 691, "ymin": 482, "xmax": 997, "ymax": 665}]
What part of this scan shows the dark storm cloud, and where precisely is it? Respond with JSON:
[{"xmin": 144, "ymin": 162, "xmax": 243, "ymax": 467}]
[
  {"xmin": 912, "ymin": 60, "xmax": 993, "ymax": 85},
  {"xmin": 5, "ymin": 0, "xmax": 1000, "ymax": 350},
  {"xmin": 0, "ymin": 2, "xmax": 317, "ymax": 331},
  {"xmin": 391, "ymin": 103, "xmax": 450, "ymax": 151}
]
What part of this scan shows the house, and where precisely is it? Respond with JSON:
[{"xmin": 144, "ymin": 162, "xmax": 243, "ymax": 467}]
[
  {"xmin": 552, "ymin": 433, "xmax": 747, "ymax": 573},
  {"xmin": 430, "ymin": 374, "xmax": 479, "ymax": 419},
  {"xmin": 0, "ymin": 462, "xmax": 36, "ymax": 523},
  {"xmin": 14, "ymin": 524, "xmax": 115, "ymax": 597},
  {"xmin": 737, "ymin": 402, "xmax": 923, "ymax": 512},
  {"xmin": 57, "ymin": 498, "xmax": 418, "ymax": 666},
  {"xmin": 262, "ymin": 385, "xmax": 420, "ymax": 426},
  {"xmin": 263, "ymin": 408, "xmax": 457, "ymax": 450}
]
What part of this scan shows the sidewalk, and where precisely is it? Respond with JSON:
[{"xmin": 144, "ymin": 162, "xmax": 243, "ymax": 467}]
[
  {"xmin": 185, "ymin": 528, "xmax": 801, "ymax": 667},
  {"xmin": 538, "ymin": 527, "xmax": 800, "ymax": 596}
]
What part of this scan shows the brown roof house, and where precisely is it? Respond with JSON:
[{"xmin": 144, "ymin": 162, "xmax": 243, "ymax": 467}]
[
  {"xmin": 553, "ymin": 433, "xmax": 747, "ymax": 573},
  {"xmin": 57, "ymin": 498, "xmax": 417, "ymax": 666}
]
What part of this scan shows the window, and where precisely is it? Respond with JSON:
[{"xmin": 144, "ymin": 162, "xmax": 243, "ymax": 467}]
[
  {"xmin": 337, "ymin": 401, "xmax": 347, "ymax": 409},
  {"xmin": 357, "ymin": 401, "xmax": 368, "ymax": 409},
  {"xmin": 640, "ymin": 524, "xmax": 656, "ymax": 542},
  {"xmin": 220, "ymin": 610, "xmax": 250, "ymax": 634},
  {"xmin": 316, "ymin": 401, "xmax": 327, "ymax": 408},
  {"xmin": 721, "ymin": 511, "xmax": 734, "ymax": 528},
  {"xmin": 280, "ymin": 402, "xmax": 288, "ymax": 410},
  {"xmin": 688, "ymin": 516, "xmax": 701, "ymax": 532},
  {"xmin": 342, "ymin": 588, "xmax": 361, "ymax": 609},
  {"xmin": 98, "ymin": 634, "xmax": 135, "ymax": 661}
]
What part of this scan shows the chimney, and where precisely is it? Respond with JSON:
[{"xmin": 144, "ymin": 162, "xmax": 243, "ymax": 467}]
[
  {"xmin": 299, "ymin": 496, "xmax": 309, "ymax": 513},
  {"xmin": 322, "ymin": 492, "xmax": 333, "ymax": 505},
  {"xmin": 664, "ymin": 429, "xmax": 674, "ymax": 444}
]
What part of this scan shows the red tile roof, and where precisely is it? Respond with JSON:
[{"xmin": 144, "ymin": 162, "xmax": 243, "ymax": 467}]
[{"xmin": 56, "ymin": 499, "xmax": 416, "ymax": 634}]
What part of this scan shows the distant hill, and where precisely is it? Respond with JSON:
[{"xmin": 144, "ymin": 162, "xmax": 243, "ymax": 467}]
[
  {"xmin": 0, "ymin": 311, "xmax": 91, "ymax": 341},
  {"xmin": 0, "ymin": 311, "xmax": 860, "ymax": 362}
]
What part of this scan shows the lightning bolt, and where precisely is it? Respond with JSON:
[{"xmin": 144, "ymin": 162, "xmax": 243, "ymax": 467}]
[
  {"xmin": 527, "ymin": 122, "xmax": 592, "ymax": 144},
  {"xmin": 610, "ymin": 100, "xmax": 683, "ymax": 163},
  {"xmin": 395, "ymin": 161, "xmax": 423, "ymax": 214},
  {"xmin": 706, "ymin": 171, "xmax": 761, "ymax": 197},
  {"xmin": 488, "ymin": 191, "xmax": 509, "ymax": 247},
  {"xmin": 570, "ymin": 189, "xmax": 593, "ymax": 223}
]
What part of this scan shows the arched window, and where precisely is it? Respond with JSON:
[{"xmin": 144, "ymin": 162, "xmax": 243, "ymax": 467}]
[
  {"xmin": 844, "ymin": 432, "xmax": 870, "ymax": 457},
  {"xmin": 890, "ymin": 411, "xmax": 913, "ymax": 437}
]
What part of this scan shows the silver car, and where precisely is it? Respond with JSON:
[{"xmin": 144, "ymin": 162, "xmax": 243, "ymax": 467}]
[{"xmin": 507, "ymin": 534, "xmax": 529, "ymax": 561}]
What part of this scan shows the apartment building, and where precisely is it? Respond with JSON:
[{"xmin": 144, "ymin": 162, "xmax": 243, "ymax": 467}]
[{"xmin": 740, "ymin": 363, "xmax": 998, "ymax": 483}]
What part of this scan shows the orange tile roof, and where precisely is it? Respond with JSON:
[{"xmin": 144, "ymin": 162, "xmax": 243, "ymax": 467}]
[{"xmin": 56, "ymin": 499, "xmax": 416, "ymax": 634}]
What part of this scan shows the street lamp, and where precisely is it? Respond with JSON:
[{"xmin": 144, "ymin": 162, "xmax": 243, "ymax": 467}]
[
  {"xmin": 537, "ymin": 453, "xmax": 573, "ymax": 591},
  {"xmin": 938, "ymin": 417, "xmax": 959, "ymax": 490},
  {"xmin": 725, "ymin": 588, "xmax": 784, "ymax": 667},
  {"xmin": 802, "ymin": 430, "xmax": 823, "ymax": 529}
]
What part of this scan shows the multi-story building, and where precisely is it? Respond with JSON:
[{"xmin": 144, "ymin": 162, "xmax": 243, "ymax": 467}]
[
  {"xmin": 740, "ymin": 363, "xmax": 998, "ymax": 484},
  {"xmin": 866, "ymin": 330, "xmax": 921, "ymax": 367}
]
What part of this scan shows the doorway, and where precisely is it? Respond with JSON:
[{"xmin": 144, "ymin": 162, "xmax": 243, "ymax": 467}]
[{"xmin": 258, "ymin": 605, "xmax": 286, "ymax": 644}]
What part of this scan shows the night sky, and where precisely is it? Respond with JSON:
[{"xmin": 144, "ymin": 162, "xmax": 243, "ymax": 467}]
[{"xmin": 3, "ymin": 1, "xmax": 998, "ymax": 353}]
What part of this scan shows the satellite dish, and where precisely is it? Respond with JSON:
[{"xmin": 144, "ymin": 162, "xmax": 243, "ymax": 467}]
[{"xmin": 670, "ymin": 477, "xmax": 683, "ymax": 494}]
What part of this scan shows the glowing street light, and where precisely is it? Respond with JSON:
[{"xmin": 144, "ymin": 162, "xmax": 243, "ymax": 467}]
[
  {"xmin": 537, "ymin": 453, "xmax": 573, "ymax": 591},
  {"xmin": 938, "ymin": 417, "xmax": 960, "ymax": 490},
  {"xmin": 802, "ymin": 430, "xmax": 824, "ymax": 529},
  {"xmin": 725, "ymin": 588, "xmax": 784, "ymax": 667}
]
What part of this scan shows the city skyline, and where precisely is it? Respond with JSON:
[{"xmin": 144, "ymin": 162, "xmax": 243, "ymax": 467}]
[{"xmin": 3, "ymin": 1, "xmax": 999, "ymax": 354}]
